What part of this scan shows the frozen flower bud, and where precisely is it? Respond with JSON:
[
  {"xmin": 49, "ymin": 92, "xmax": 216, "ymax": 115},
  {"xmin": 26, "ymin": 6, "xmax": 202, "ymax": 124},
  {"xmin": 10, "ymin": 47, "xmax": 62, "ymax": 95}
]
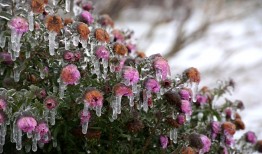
[
  {"xmin": 8, "ymin": 17, "xmax": 29, "ymax": 34},
  {"xmin": 17, "ymin": 116, "xmax": 37, "ymax": 133},
  {"xmin": 180, "ymin": 100, "xmax": 192, "ymax": 115},
  {"xmin": 166, "ymin": 117, "xmax": 179, "ymax": 128},
  {"xmin": 183, "ymin": 67, "xmax": 200, "ymax": 83},
  {"xmin": 44, "ymin": 96, "xmax": 58, "ymax": 110},
  {"xmin": 153, "ymin": 56, "xmax": 170, "ymax": 80},
  {"xmin": 63, "ymin": 51, "xmax": 74, "ymax": 62},
  {"xmin": 82, "ymin": 1, "xmax": 94, "ymax": 11},
  {"xmin": 245, "ymin": 131, "xmax": 257, "ymax": 144},
  {"xmin": 113, "ymin": 83, "xmax": 133, "ymax": 97},
  {"xmin": 74, "ymin": 51, "xmax": 81, "ymax": 62},
  {"xmin": 0, "ymin": 52, "xmax": 13, "ymax": 65},
  {"xmin": 235, "ymin": 112, "xmax": 241, "ymax": 119},
  {"xmin": 222, "ymin": 122, "xmax": 236, "ymax": 136},
  {"xmin": 126, "ymin": 119, "xmax": 144, "ymax": 133},
  {"xmin": 64, "ymin": 18, "xmax": 74, "ymax": 26},
  {"xmin": 200, "ymin": 135, "xmax": 211, "ymax": 153},
  {"xmin": 179, "ymin": 89, "xmax": 191, "ymax": 101},
  {"xmin": 164, "ymin": 91, "xmax": 181, "ymax": 106},
  {"xmin": 236, "ymin": 100, "xmax": 244, "ymax": 110},
  {"xmin": 160, "ymin": 135, "xmax": 168, "ymax": 149},
  {"xmin": 95, "ymin": 46, "xmax": 110, "ymax": 60},
  {"xmin": 224, "ymin": 108, "xmax": 232, "ymax": 119},
  {"xmin": 122, "ymin": 66, "xmax": 139, "ymax": 85},
  {"xmin": 77, "ymin": 23, "xmax": 90, "ymax": 40},
  {"xmin": 196, "ymin": 94, "xmax": 207, "ymax": 106},
  {"xmin": 31, "ymin": 0, "xmax": 45, "ymax": 14},
  {"xmin": 176, "ymin": 114, "xmax": 186, "ymax": 125},
  {"xmin": 255, "ymin": 140, "xmax": 262, "ymax": 152},
  {"xmin": 113, "ymin": 43, "xmax": 128, "ymax": 56},
  {"xmin": 112, "ymin": 29, "xmax": 125, "ymax": 42},
  {"xmin": 99, "ymin": 14, "xmax": 114, "ymax": 27},
  {"xmin": 83, "ymin": 89, "xmax": 103, "ymax": 107},
  {"xmin": 189, "ymin": 133, "xmax": 204, "ymax": 150},
  {"xmin": 35, "ymin": 122, "xmax": 49, "ymax": 136},
  {"xmin": 37, "ymin": 89, "xmax": 47, "ymax": 99},
  {"xmin": 181, "ymin": 147, "xmax": 196, "ymax": 154},
  {"xmin": 81, "ymin": 11, "xmax": 94, "ymax": 25},
  {"xmin": 161, "ymin": 79, "xmax": 172, "ymax": 89},
  {"xmin": 145, "ymin": 78, "xmax": 160, "ymax": 93},
  {"xmin": 80, "ymin": 110, "xmax": 91, "ymax": 124},
  {"xmin": 0, "ymin": 98, "xmax": 7, "ymax": 111},
  {"xmin": 95, "ymin": 28, "xmax": 110, "ymax": 43},
  {"xmin": 45, "ymin": 15, "xmax": 63, "ymax": 33},
  {"xmin": 234, "ymin": 119, "xmax": 245, "ymax": 130},
  {"xmin": 60, "ymin": 64, "xmax": 81, "ymax": 85}
]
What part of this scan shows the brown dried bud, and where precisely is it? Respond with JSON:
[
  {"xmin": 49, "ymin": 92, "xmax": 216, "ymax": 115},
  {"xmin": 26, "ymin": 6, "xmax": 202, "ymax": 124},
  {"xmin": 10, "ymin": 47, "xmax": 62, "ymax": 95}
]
[
  {"xmin": 99, "ymin": 14, "xmax": 114, "ymax": 27},
  {"xmin": 234, "ymin": 119, "xmax": 245, "ymax": 130},
  {"xmin": 27, "ymin": 74, "xmax": 38, "ymax": 84},
  {"xmin": 164, "ymin": 91, "xmax": 181, "ymax": 106},
  {"xmin": 95, "ymin": 28, "xmax": 110, "ymax": 43},
  {"xmin": 222, "ymin": 122, "xmax": 236, "ymax": 135},
  {"xmin": 45, "ymin": 15, "xmax": 63, "ymax": 33},
  {"xmin": 136, "ymin": 51, "xmax": 146, "ymax": 58},
  {"xmin": 188, "ymin": 133, "xmax": 204, "ymax": 149},
  {"xmin": 86, "ymin": 129, "xmax": 102, "ymax": 140},
  {"xmin": 183, "ymin": 67, "xmax": 200, "ymax": 83},
  {"xmin": 181, "ymin": 147, "xmax": 196, "ymax": 154},
  {"xmin": 166, "ymin": 117, "xmax": 179, "ymax": 128},
  {"xmin": 113, "ymin": 43, "xmax": 128, "ymax": 56},
  {"xmin": 255, "ymin": 140, "xmax": 262, "ymax": 153},
  {"xmin": 126, "ymin": 120, "xmax": 144, "ymax": 133},
  {"xmin": 64, "ymin": 18, "xmax": 73, "ymax": 26},
  {"xmin": 235, "ymin": 113, "xmax": 241, "ymax": 120},
  {"xmin": 31, "ymin": 0, "xmax": 45, "ymax": 14},
  {"xmin": 77, "ymin": 23, "xmax": 90, "ymax": 40}
]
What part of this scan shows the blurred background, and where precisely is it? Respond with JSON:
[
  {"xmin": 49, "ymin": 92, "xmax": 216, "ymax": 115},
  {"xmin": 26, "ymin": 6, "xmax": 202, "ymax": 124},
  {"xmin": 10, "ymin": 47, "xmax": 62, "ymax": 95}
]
[{"xmin": 90, "ymin": 0, "xmax": 262, "ymax": 139}]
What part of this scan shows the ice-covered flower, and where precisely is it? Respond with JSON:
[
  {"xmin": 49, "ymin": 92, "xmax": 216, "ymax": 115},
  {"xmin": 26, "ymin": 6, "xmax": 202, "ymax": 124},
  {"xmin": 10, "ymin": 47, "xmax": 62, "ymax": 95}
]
[
  {"xmin": 222, "ymin": 122, "xmax": 236, "ymax": 136},
  {"xmin": 113, "ymin": 43, "xmax": 128, "ymax": 56},
  {"xmin": 8, "ymin": 17, "xmax": 29, "ymax": 34},
  {"xmin": 144, "ymin": 78, "xmax": 160, "ymax": 93},
  {"xmin": 211, "ymin": 121, "xmax": 221, "ymax": 139},
  {"xmin": 80, "ymin": 110, "xmax": 91, "ymax": 124},
  {"xmin": 122, "ymin": 66, "xmax": 139, "ymax": 85},
  {"xmin": 196, "ymin": 94, "xmax": 207, "ymax": 105},
  {"xmin": 126, "ymin": 43, "xmax": 136, "ymax": 53},
  {"xmin": 153, "ymin": 56, "xmax": 170, "ymax": 80},
  {"xmin": 17, "ymin": 116, "xmax": 37, "ymax": 133},
  {"xmin": 83, "ymin": 89, "xmax": 103, "ymax": 108},
  {"xmin": 44, "ymin": 97, "xmax": 58, "ymax": 110},
  {"xmin": 99, "ymin": 14, "xmax": 114, "ymax": 27},
  {"xmin": 183, "ymin": 67, "xmax": 201, "ymax": 83},
  {"xmin": 81, "ymin": 11, "xmax": 94, "ymax": 25},
  {"xmin": 35, "ymin": 122, "xmax": 49, "ymax": 136},
  {"xmin": 95, "ymin": 46, "xmax": 110, "ymax": 60},
  {"xmin": 45, "ymin": 15, "xmax": 63, "ymax": 33},
  {"xmin": 0, "ymin": 98, "xmax": 7, "ymax": 111},
  {"xmin": 60, "ymin": 64, "xmax": 81, "ymax": 85},
  {"xmin": 225, "ymin": 135, "xmax": 235, "ymax": 146},
  {"xmin": 63, "ymin": 51, "xmax": 74, "ymax": 62},
  {"xmin": 0, "ymin": 52, "xmax": 13, "ymax": 65},
  {"xmin": 112, "ymin": 29, "xmax": 125, "ymax": 42},
  {"xmin": 245, "ymin": 131, "xmax": 257, "ymax": 144},
  {"xmin": 77, "ymin": 23, "xmax": 90, "ymax": 40},
  {"xmin": 180, "ymin": 100, "xmax": 192, "ymax": 115},
  {"xmin": 200, "ymin": 135, "xmax": 211, "ymax": 153},
  {"xmin": 95, "ymin": 28, "xmax": 110, "ymax": 43},
  {"xmin": 160, "ymin": 135, "xmax": 168, "ymax": 149},
  {"xmin": 179, "ymin": 89, "xmax": 191, "ymax": 101},
  {"xmin": 113, "ymin": 83, "xmax": 133, "ymax": 97},
  {"xmin": 176, "ymin": 114, "xmax": 186, "ymax": 125}
]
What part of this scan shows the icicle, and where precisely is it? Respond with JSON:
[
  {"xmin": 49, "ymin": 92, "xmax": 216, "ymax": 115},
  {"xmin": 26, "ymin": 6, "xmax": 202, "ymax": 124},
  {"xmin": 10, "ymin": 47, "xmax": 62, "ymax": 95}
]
[
  {"xmin": 65, "ymin": 0, "xmax": 71, "ymax": 12},
  {"xmin": 102, "ymin": 59, "xmax": 108, "ymax": 79},
  {"xmin": 82, "ymin": 122, "xmax": 88, "ymax": 134},
  {"xmin": 65, "ymin": 37, "xmax": 70, "ymax": 50},
  {"xmin": 44, "ymin": 110, "xmax": 49, "ymax": 122},
  {"xmin": 27, "ymin": 132, "xmax": 33, "ymax": 138},
  {"xmin": 143, "ymin": 100, "xmax": 148, "ymax": 112},
  {"xmin": 156, "ymin": 70, "xmax": 162, "ymax": 81},
  {"xmin": 0, "ymin": 35, "xmax": 6, "ymax": 48},
  {"xmin": 59, "ymin": 83, "xmax": 66, "ymax": 99},
  {"xmin": 0, "ymin": 145, "xmax": 3, "ymax": 153},
  {"xmin": 124, "ymin": 79, "xmax": 130, "ymax": 86},
  {"xmin": 95, "ymin": 106, "xmax": 102, "ymax": 117},
  {"xmin": 132, "ymin": 84, "xmax": 138, "ymax": 94},
  {"xmin": 191, "ymin": 82, "xmax": 198, "ymax": 102},
  {"xmin": 52, "ymin": 139, "xmax": 57, "ymax": 148},
  {"xmin": 32, "ymin": 135, "xmax": 37, "ymax": 152},
  {"xmin": 25, "ymin": 144, "xmax": 31, "ymax": 153},
  {"xmin": 115, "ymin": 96, "xmax": 122, "ymax": 114},
  {"xmin": 53, "ymin": 0, "xmax": 57, "ymax": 5},
  {"xmin": 72, "ymin": 35, "xmax": 79, "ymax": 46},
  {"xmin": 128, "ymin": 95, "xmax": 134, "ymax": 107},
  {"xmin": 50, "ymin": 109, "xmax": 56, "ymax": 125},
  {"xmin": 25, "ymin": 50, "xmax": 30, "ymax": 59},
  {"xmin": 186, "ymin": 113, "xmax": 191, "ymax": 122},
  {"xmin": 36, "ymin": 132, "xmax": 41, "ymax": 141},
  {"xmin": 93, "ymin": 60, "xmax": 101, "ymax": 77},
  {"xmin": 13, "ymin": 65, "xmax": 21, "ymax": 82},
  {"xmin": 172, "ymin": 111, "xmax": 176, "ymax": 119},
  {"xmin": 112, "ymin": 108, "xmax": 117, "ymax": 120},
  {"xmin": 81, "ymin": 39, "xmax": 87, "ymax": 48},
  {"xmin": 73, "ymin": 2, "xmax": 82, "ymax": 16},
  {"xmin": 16, "ymin": 129, "xmax": 22, "ymax": 150},
  {"xmin": 172, "ymin": 129, "xmax": 178, "ymax": 144},
  {"xmin": 48, "ymin": 31, "xmax": 57, "ymax": 56},
  {"xmin": 38, "ymin": 142, "xmax": 44, "ymax": 149},
  {"xmin": 28, "ymin": 11, "xmax": 34, "ymax": 31}
]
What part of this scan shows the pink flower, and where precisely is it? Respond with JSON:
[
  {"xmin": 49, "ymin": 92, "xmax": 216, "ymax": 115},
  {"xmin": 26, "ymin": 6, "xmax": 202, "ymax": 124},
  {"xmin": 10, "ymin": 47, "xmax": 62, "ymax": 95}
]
[
  {"xmin": 80, "ymin": 110, "xmax": 91, "ymax": 124},
  {"xmin": 83, "ymin": 89, "xmax": 103, "ymax": 108},
  {"xmin": 176, "ymin": 114, "xmax": 186, "ymax": 125},
  {"xmin": 82, "ymin": 1, "xmax": 93, "ymax": 11},
  {"xmin": 0, "ymin": 52, "xmax": 13, "ymax": 65},
  {"xmin": 44, "ymin": 97, "xmax": 58, "ymax": 110},
  {"xmin": 35, "ymin": 122, "xmax": 49, "ymax": 136},
  {"xmin": 153, "ymin": 56, "xmax": 170, "ymax": 80},
  {"xmin": 180, "ymin": 100, "xmax": 192, "ymax": 115},
  {"xmin": 179, "ymin": 89, "xmax": 191, "ymax": 101},
  {"xmin": 0, "ymin": 98, "xmax": 7, "ymax": 111},
  {"xmin": 224, "ymin": 108, "xmax": 232, "ymax": 119},
  {"xmin": 122, "ymin": 66, "xmax": 139, "ymax": 85},
  {"xmin": 60, "ymin": 64, "xmax": 81, "ymax": 85},
  {"xmin": 112, "ymin": 29, "xmax": 125, "ymax": 42},
  {"xmin": 113, "ymin": 83, "xmax": 133, "ymax": 97},
  {"xmin": 211, "ymin": 121, "xmax": 221, "ymax": 139},
  {"xmin": 37, "ymin": 89, "xmax": 47, "ymax": 99},
  {"xmin": 160, "ymin": 135, "xmax": 168, "ymax": 149},
  {"xmin": 200, "ymin": 135, "xmax": 211, "ymax": 153},
  {"xmin": 8, "ymin": 17, "xmax": 29, "ymax": 34},
  {"xmin": 225, "ymin": 135, "xmax": 235, "ymax": 146},
  {"xmin": 17, "ymin": 116, "xmax": 37, "ymax": 133},
  {"xmin": 74, "ymin": 51, "xmax": 81, "ymax": 61},
  {"xmin": 144, "ymin": 78, "xmax": 160, "ymax": 93},
  {"xmin": 126, "ymin": 43, "xmax": 136, "ymax": 53},
  {"xmin": 196, "ymin": 94, "xmax": 207, "ymax": 106},
  {"xmin": 245, "ymin": 131, "xmax": 257, "ymax": 144},
  {"xmin": 81, "ymin": 11, "xmax": 94, "ymax": 25},
  {"xmin": 63, "ymin": 51, "xmax": 74, "ymax": 62},
  {"xmin": 95, "ymin": 46, "xmax": 110, "ymax": 60}
]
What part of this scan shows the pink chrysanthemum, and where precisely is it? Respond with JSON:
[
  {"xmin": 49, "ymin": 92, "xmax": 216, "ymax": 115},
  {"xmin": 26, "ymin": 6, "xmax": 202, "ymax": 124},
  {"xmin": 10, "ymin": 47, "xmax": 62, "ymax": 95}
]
[
  {"xmin": 17, "ymin": 116, "xmax": 37, "ymax": 133},
  {"xmin": 122, "ymin": 66, "xmax": 139, "ymax": 85},
  {"xmin": 245, "ymin": 131, "xmax": 257, "ymax": 144},
  {"xmin": 81, "ymin": 11, "xmax": 94, "ymax": 25},
  {"xmin": 95, "ymin": 46, "xmax": 110, "ymax": 60},
  {"xmin": 176, "ymin": 114, "xmax": 186, "ymax": 125},
  {"xmin": 83, "ymin": 89, "xmax": 103, "ymax": 108},
  {"xmin": 200, "ymin": 135, "xmax": 211, "ymax": 153},
  {"xmin": 179, "ymin": 89, "xmax": 191, "ymax": 101},
  {"xmin": 144, "ymin": 78, "xmax": 160, "ymax": 93},
  {"xmin": 196, "ymin": 94, "xmax": 207, "ymax": 106},
  {"xmin": 8, "ymin": 17, "xmax": 29, "ymax": 34},
  {"xmin": 180, "ymin": 100, "xmax": 192, "ymax": 115},
  {"xmin": 0, "ymin": 98, "xmax": 7, "ymax": 111},
  {"xmin": 63, "ymin": 51, "xmax": 74, "ymax": 62},
  {"xmin": 80, "ymin": 110, "xmax": 91, "ymax": 124},
  {"xmin": 44, "ymin": 97, "xmax": 58, "ymax": 110},
  {"xmin": 35, "ymin": 122, "xmax": 49, "ymax": 136},
  {"xmin": 113, "ymin": 83, "xmax": 133, "ymax": 97},
  {"xmin": 60, "ymin": 64, "xmax": 81, "ymax": 85},
  {"xmin": 153, "ymin": 56, "xmax": 170, "ymax": 80},
  {"xmin": 160, "ymin": 135, "xmax": 168, "ymax": 149}
]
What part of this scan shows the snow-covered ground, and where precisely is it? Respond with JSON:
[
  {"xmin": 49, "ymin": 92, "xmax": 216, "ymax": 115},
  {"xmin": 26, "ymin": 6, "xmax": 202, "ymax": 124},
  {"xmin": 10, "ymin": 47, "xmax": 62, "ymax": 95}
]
[{"xmin": 116, "ymin": 3, "xmax": 262, "ymax": 140}]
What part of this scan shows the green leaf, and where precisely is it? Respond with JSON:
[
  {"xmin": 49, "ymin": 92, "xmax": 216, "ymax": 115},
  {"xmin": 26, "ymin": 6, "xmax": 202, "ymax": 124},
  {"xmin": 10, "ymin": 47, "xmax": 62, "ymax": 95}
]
[{"xmin": 0, "ymin": 12, "xmax": 12, "ymax": 20}]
